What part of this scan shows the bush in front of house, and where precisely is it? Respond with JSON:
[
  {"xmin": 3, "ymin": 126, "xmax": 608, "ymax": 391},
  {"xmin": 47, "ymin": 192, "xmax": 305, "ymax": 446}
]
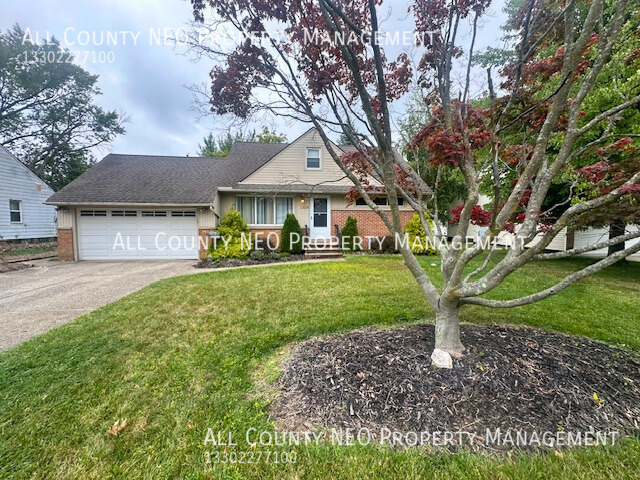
[
  {"xmin": 370, "ymin": 236, "xmax": 397, "ymax": 254},
  {"xmin": 404, "ymin": 213, "xmax": 437, "ymax": 255},
  {"xmin": 209, "ymin": 209, "xmax": 252, "ymax": 259},
  {"xmin": 341, "ymin": 216, "xmax": 360, "ymax": 251},
  {"xmin": 249, "ymin": 250, "xmax": 265, "ymax": 260},
  {"xmin": 281, "ymin": 213, "xmax": 303, "ymax": 254}
]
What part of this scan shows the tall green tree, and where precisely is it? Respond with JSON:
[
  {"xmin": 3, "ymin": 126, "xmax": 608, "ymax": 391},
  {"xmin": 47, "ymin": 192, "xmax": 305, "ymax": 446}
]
[
  {"xmin": 198, "ymin": 130, "xmax": 256, "ymax": 157},
  {"xmin": 0, "ymin": 25, "xmax": 126, "ymax": 190},
  {"xmin": 198, "ymin": 126, "xmax": 286, "ymax": 157},
  {"xmin": 255, "ymin": 126, "xmax": 287, "ymax": 143}
]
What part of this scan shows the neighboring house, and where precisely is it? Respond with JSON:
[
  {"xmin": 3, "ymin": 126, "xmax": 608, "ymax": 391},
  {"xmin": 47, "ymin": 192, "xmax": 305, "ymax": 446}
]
[
  {"xmin": 460, "ymin": 195, "xmax": 640, "ymax": 261},
  {"xmin": 46, "ymin": 128, "xmax": 416, "ymax": 261},
  {"xmin": 0, "ymin": 145, "xmax": 56, "ymax": 242}
]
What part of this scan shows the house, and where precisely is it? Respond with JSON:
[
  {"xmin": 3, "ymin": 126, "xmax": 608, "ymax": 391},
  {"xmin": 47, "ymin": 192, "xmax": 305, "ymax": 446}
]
[
  {"xmin": 46, "ymin": 128, "xmax": 416, "ymax": 261},
  {"xmin": 461, "ymin": 196, "xmax": 640, "ymax": 262},
  {"xmin": 0, "ymin": 145, "xmax": 57, "ymax": 242}
]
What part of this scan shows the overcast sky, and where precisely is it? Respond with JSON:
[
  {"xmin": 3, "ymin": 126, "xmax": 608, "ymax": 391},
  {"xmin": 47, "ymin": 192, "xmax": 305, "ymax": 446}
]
[{"xmin": 2, "ymin": 0, "xmax": 508, "ymax": 159}]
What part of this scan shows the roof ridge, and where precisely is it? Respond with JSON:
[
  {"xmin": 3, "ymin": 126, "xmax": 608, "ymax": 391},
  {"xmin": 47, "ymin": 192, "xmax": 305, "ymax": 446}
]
[
  {"xmin": 106, "ymin": 153, "xmax": 215, "ymax": 159},
  {"xmin": 233, "ymin": 141, "xmax": 290, "ymax": 145}
]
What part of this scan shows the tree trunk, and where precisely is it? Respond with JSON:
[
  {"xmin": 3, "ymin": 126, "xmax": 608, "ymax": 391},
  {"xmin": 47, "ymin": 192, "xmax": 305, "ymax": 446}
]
[
  {"xmin": 608, "ymin": 220, "xmax": 626, "ymax": 257},
  {"xmin": 432, "ymin": 300, "xmax": 464, "ymax": 368}
]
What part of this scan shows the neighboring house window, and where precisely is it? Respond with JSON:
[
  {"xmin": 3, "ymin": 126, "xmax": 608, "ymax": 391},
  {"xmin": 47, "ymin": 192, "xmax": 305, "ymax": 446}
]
[
  {"xmin": 236, "ymin": 196, "xmax": 293, "ymax": 225},
  {"xmin": 355, "ymin": 197, "xmax": 404, "ymax": 206},
  {"xmin": 306, "ymin": 148, "xmax": 321, "ymax": 169},
  {"xmin": 9, "ymin": 200, "xmax": 22, "ymax": 223}
]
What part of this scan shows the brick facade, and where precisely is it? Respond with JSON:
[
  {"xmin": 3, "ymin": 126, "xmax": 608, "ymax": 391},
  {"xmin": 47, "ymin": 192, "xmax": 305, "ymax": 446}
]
[
  {"xmin": 198, "ymin": 229, "xmax": 210, "ymax": 260},
  {"xmin": 332, "ymin": 210, "xmax": 414, "ymax": 240},
  {"xmin": 250, "ymin": 228, "xmax": 283, "ymax": 252},
  {"xmin": 57, "ymin": 228, "xmax": 74, "ymax": 261}
]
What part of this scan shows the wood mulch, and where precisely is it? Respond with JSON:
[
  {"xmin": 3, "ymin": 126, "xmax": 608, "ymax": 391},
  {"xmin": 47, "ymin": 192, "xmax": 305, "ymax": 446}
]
[{"xmin": 272, "ymin": 324, "xmax": 640, "ymax": 451}]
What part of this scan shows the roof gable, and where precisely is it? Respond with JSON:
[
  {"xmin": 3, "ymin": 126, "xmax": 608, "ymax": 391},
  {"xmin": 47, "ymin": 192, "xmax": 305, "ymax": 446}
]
[
  {"xmin": 238, "ymin": 128, "xmax": 358, "ymax": 187},
  {"xmin": 0, "ymin": 145, "xmax": 54, "ymax": 193}
]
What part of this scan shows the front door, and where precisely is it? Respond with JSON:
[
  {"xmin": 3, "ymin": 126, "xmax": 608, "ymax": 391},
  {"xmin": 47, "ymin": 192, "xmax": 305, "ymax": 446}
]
[{"xmin": 310, "ymin": 196, "xmax": 331, "ymax": 238}]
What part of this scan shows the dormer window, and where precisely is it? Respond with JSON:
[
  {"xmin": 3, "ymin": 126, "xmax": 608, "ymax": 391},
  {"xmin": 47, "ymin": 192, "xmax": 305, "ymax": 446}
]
[{"xmin": 306, "ymin": 148, "xmax": 321, "ymax": 169}]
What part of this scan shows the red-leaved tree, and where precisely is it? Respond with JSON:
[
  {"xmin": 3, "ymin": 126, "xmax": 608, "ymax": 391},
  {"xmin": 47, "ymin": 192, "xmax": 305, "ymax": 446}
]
[{"xmin": 190, "ymin": 0, "xmax": 640, "ymax": 367}]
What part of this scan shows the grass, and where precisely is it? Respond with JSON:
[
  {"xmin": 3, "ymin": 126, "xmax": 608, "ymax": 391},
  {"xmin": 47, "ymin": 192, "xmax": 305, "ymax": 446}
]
[
  {"xmin": 2, "ymin": 246, "xmax": 56, "ymax": 257},
  {"xmin": 1, "ymin": 255, "xmax": 639, "ymax": 479}
]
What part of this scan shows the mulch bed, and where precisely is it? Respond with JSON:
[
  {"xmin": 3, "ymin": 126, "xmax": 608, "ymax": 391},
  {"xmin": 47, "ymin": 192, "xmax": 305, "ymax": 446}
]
[
  {"xmin": 272, "ymin": 324, "xmax": 640, "ymax": 452},
  {"xmin": 196, "ymin": 254, "xmax": 307, "ymax": 269}
]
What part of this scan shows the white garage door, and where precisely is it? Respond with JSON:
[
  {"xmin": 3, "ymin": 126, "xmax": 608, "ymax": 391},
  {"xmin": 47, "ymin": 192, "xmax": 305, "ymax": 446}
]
[{"xmin": 77, "ymin": 209, "xmax": 199, "ymax": 260}]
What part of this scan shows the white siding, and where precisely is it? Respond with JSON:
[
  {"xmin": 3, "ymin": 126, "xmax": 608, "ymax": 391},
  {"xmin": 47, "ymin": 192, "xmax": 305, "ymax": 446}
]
[
  {"xmin": 0, "ymin": 146, "xmax": 57, "ymax": 240},
  {"xmin": 524, "ymin": 228, "xmax": 567, "ymax": 251},
  {"xmin": 574, "ymin": 226, "xmax": 640, "ymax": 261}
]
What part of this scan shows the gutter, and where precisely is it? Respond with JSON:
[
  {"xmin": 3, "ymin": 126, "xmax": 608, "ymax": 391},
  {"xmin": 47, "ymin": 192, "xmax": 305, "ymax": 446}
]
[{"xmin": 45, "ymin": 202, "xmax": 212, "ymax": 207}]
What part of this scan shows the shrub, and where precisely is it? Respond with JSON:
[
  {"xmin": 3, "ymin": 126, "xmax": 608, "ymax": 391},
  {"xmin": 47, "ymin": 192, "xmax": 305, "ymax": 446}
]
[
  {"xmin": 404, "ymin": 213, "xmax": 437, "ymax": 255},
  {"xmin": 281, "ymin": 213, "xmax": 303, "ymax": 254},
  {"xmin": 279, "ymin": 252, "xmax": 291, "ymax": 258},
  {"xmin": 370, "ymin": 236, "xmax": 397, "ymax": 254},
  {"xmin": 264, "ymin": 237, "xmax": 278, "ymax": 253},
  {"xmin": 209, "ymin": 209, "xmax": 252, "ymax": 259},
  {"xmin": 249, "ymin": 250, "xmax": 265, "ymax": 260},
  {"xmin": 340, "ymin": 216, "xmax": 360, "ymax": 251}
]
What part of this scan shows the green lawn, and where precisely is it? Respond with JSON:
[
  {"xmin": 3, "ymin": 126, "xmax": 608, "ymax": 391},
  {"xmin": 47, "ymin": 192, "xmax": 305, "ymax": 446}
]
[{"xmin": 1, "ymin": 255, "xmax": 640, "ymax": 479}]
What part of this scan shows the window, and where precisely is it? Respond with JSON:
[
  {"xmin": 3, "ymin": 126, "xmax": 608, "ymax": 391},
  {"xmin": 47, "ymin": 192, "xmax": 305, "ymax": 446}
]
[
  {"xmin": 236, "ymin": 196, "xmax": 255, "ymax": 224},
  {"xmin": 256, "ymin": 197, "xmax": 274, "ymax": 224},
  {"xmin": 80, "ymin": 210, "xmax": 107, "ymax": 217},
  {"xmin": 111, "ymin": 210, "xmax": 138, "ymax": 217},
  {"xmin": 275, "ymin": 197, "xmax": 293, "ymax": 224},
  {"xmin": 141, "ymin": 211, "xmax": 167, "ymax": 217},
  {"xmin": 355, "ymin": 197, "xmax": 404, "ymax": 206},
  {"xmin": 9, "ymin": 200, "xmax": 22, "ymax": 223},
  {"xmin": 306, "ymin": 148, "xmax": 321, "ymax": 169},
  {"xmin": 236, "ymin": 196, "xmax": 294, "ymax": 225},
  {"xmin": 171, "ymin": 211, "xmax": 196, "ymax": 217}
]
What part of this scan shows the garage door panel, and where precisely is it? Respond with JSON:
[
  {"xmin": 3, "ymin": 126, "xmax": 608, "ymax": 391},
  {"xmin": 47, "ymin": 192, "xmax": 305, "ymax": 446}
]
[{"xmin": 77, "ymin": 210, "xmax": 198, "ymax": 260}]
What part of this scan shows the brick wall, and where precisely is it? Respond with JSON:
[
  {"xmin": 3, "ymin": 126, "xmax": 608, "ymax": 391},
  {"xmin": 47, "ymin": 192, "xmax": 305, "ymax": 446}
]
[
  {"xmin": 250, "ymin": 228, "xmax": 282, "ymax": 252},
  {"xmin": 332, "ymin": 210, "xmax": 414, "ymax": 240},
  {"xmin": 57, "ymin": 228, "xmax": 74, "ymax": 260},
  {"xmin": 198, "ymin": 229, "xmax": 210, "ymax": 260}
]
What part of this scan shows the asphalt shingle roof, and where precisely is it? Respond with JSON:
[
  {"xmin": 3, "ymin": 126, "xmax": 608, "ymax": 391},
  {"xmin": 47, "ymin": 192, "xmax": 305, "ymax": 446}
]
[
  {"xmin": 46, "ymin": 138, "xmax": 429, "ymax": 205},
  {"xmin": 46, "ymin": 142, "xmax": 288, "ymax": 205}
]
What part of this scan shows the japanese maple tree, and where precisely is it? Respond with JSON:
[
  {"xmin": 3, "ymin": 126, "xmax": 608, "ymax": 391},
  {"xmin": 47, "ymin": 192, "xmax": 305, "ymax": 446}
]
[{"xmin": 190, "ymin": 0, "xmax": 640, "ymax": 367}]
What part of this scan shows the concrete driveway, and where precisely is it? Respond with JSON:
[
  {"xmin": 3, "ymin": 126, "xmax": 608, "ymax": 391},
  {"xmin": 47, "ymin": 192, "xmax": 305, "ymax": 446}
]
[{"xmin": 0, "ymin": 260, "xmax": 198, "ymax": 351}]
